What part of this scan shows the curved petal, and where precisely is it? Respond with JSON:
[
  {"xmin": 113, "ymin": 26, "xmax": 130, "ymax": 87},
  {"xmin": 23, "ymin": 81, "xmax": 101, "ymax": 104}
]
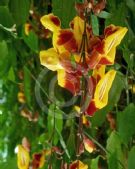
[
  {"xmin": 59, "ymin": 51, "xmax": 75, "ymax": 73},
  {"xmin": 102, "ymin": 25, "xmax": 128, "ymax": 64},
  {"xmin": 70, "ymin": 160, "xmax": 88, "ymax": 169},
  {"xmin": 104, "ymin": 25, "xmax": 128, "ymax": 48},
  {"xmin": 99, "ymin": 46, "xmax": 116, "ymax": 64},
  {"xmin": 83, "ymin": 136, "xmax": 96, "ymax": 153},
  {"xmin": 92, "ymin": 65, "xmax": 106, "ymax": 81},
  {"xmin": 17, "ymin": 145, "xmax": 30, "ymax": 169},
  {"xmin": 32, "ymin": 152, "xmax": 45, "ymax": 169},
  {"xmin": 82, "ymin": 115, "xmax": 90, "ymax": 127},
  {"xmin": 70, "ymin": 16, "xmax": 84, "ymax": 48},
  {"xmin": 57, "ymin": 69, "xmax": 80, "ymax": 95},
  {"xmin": 87, "ymin": 50, "xmax": 102, "ymax": 69},
  {"xmin": 40, "ymin": 13, "xmax": 61, "ymax": 32},
  {"xmin": 40, "ymin": 48, "xmax": 63, "ymax": 71},
  {"xmin": 71, "ymin": 16, "xmax": 92, "ymax": 50},
  {"xmin": 94, "ymin": 25, "xmax": 127, "ymax": 65},
  {"xmin": 53, "ymin": 29, "xmax": 78, "ymax": 53},
  {"xmin": 24, "ymin": 23, "xmax": 32, "ymax": 36},
  {"xmin": 94, "ymin": 70, "xmax": 116, "ymax": 109},
  {"xmin": 86, "ymin": 100, "xmax": 98, "ymax": 116}
]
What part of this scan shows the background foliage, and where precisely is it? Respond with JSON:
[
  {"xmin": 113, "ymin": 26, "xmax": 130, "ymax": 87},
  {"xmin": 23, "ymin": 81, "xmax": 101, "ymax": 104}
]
[{"xmin": 0, "ymin": 0, "xmax": 135, "ymax": 168}]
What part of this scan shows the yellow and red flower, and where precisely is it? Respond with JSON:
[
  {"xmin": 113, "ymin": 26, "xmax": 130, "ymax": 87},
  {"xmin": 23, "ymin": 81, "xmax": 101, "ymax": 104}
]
[
  {"xmin": 86, "ymin": 67, "xmax": 116, "ymax": 116},
  {"xmin": 88, "ymin": 24, "xmax": 128, "ymax": 68},
  {"xmin": 31, "ymin": 152, "xmax": 45, "ymax": 169},
  {"xmin": 70, "ymin": 160, "xmax": 88, "ymax": 169},
  {"xmin": 40, "ymin": 13, "xmax": 127, "ymax": 114},
  {"xmin": 83, "ymin": 136, "xmax": 96, "ymax": 153}
]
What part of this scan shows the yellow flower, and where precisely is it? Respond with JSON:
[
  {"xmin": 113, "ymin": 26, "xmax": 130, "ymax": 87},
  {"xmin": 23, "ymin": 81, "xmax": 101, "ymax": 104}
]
[
  {"xmin": 87, "ymin": 69, "xmax": 116, "ymax": 116},
  {"xmin": 17, "ymin": 145, "xmax": 30, "ymax": 169}
]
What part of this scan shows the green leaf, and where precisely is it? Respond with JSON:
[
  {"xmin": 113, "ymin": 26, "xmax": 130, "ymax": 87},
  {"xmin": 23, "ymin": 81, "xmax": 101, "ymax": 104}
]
[
  {"xmin": 126, "ymin": 0, "xmax": 135, "ymax": 14},
  {"xmin": 0, "ymin": 40, "xmax": 10, "ymax": 77},
  {"xmin": 97, "ymin": 11, "xmax": 112, "ymax": 19},
  {"xmin": 23, "ymin": 66, "xmax": 31, "ymax": 107},
  {"xmin": 91, "ymin": 156, "xmax": 100, "ymax": 169},
  {"xmin": 123, "ymin": 47, "xmax": 134, "ymax": 69},
  {"xmin": 8, "ymin": 67, "xmax": 15, "ymax": 82},
  {"xmin": 47, "ymin": 105, "xmax": 63, "ymax": 145},
  {"xmin": 9, "ymin": 0, "xmax": 30, "ymax": 25},
  {"xmin": 106, "ymin": 131, "xmax": 125, "ymax": 169},
  {"xmin": 52, "ymin": 0, "xmax": 76, "ymax": 28},
  {"xmin": 117, "ymin": 103, "xmax": 135, "ymax": 144},
  {"xmin": 105, "ymin": 2, "xmax": 127, "ymax": 26},
  {"xmin": 56, "ymin": 127, "xmax": 71, "ymax": 160},
  {"xmin": 0, "ymin": 0, "xmax": 9, "ymax": 6},
  {"xmin": 67, "ymin": 127, "xmax": 76, "ymax": 157},
  {"xmin": 0, "ymin": 157, "xmax": 17, "ymax": 169},
  {"xmin": 91, "ymin": 15, "xmax": 99, "ymax": 36},
  {"xmin": 0, "ymin": 6, "xmax": 14, "ymax": 27},
  {"xmin": 22, "ymin": 30, "xmax": 39, "ymax": 53},
  {"xmin": 91, "ymin": 73, "xmax": 124, "ymax": 127},
  {"xmin": 128, "ymin": 146, "xmax": 135, "ymax": 169},
  {"xmin": 108, "ymin": 152, "xmax": 119, "ymax": 169}
]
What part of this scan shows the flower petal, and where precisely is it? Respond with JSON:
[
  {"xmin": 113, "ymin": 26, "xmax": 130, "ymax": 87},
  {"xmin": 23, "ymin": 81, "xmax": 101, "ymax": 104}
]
[
  {"xmin": 40, "ymin": 13, "xmax": 61, "ymax": 32},
  {"xmin": 102, "ymin": 25, "xmax": 128, "ymax": 64},
  {"xmin": 99, "ymin": 46, "xmax": 116, "ymax": 64},
  {"xmin": 18, "ymin": 92, "xmax": 26, "ymax": 103},
  {"xmin": 83, "ymin": 136, "xmax": 96, "ymax": 153},
  {"xmin": 94, "ymin": 70, "xmax": 116, "ymax": 109},
  {"xmin": 87, "ymin": 50, "xmax": 102, "ymax": 69},
  {"xmin": 71, "ymin": 16, "xmax": 92, "ymax": 50},
  {"xmin": 53, "ymin": 29, "xmax": 78, "ymax": 53},
  {"xmin": 92, "ymin": 65, "xmax": 106, "ymax": 81},
  {"xmin": 17, "ymin": 145, "xmax": 30, "ymax": 169},
  {"xmin": 70, "ymin": 160, "xmax": 88, "ymax": 169},
  {"xmin": 24, "ymin": 23, "xmax": 32, "ymax": 35},
  {"xmin": 32, "ymin": 152, "xmax": 45, "ymax": 169},
  {"xmin": 105, "ymin": 25, "xmax": 128, "ymax": 48},
  {"xmin": 82, "ymin": 115, "xmax": 90, "ymax": 127},
  {"xmin": 86, "ymin": 100, "xmax": 98, "ymax": 116},
  {"xmin": 57, "ymin": 69, "xmax": 80, "ymax": 95},
  {"xmin": 70, "ymin": 16, "xmax": 84, "ymax": 48},
  {"xmin": 40, "ymin": 48, "xmax": 63, "ymax": 71}
]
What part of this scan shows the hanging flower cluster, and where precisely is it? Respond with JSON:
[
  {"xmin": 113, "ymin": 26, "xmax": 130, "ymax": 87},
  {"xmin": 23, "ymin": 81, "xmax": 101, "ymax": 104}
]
[{"xmin": 40, "ymin": 13, "xmax": 127, "ymax": 116}]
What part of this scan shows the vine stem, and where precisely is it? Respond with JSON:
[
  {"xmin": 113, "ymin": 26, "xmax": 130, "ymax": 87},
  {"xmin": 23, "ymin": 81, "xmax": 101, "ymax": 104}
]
[
  {"xmin": 126, "ymin": 67, "xmax": 129, "ymax": 105},
  {"xmin": 76, "ymin": 8, "xmax": 90, "ymax": 169}
]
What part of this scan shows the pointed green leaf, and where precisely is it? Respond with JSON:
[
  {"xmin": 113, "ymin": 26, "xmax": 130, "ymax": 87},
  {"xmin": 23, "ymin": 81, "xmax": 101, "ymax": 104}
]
[
  {"xmin": 22, "ymin": 30, "xmax": 39, "ymax": 53},
  {"xmin": 128, "ymin": 146, "xmax": 135, "ymax": 169},
  {"xmin": 9, "ymin": 0, "xmax": 30, "ymax": 25},
  {"xmin": 91, "ymin": 156, "xmax": 100, "ymax": 169},
  {"xmin": 106, "ymin": 131, "xmax": 125, "ymax": 169},
  {"xmin": 0, "ymin": 6, "xmax": 14, "ymax": 27},
  {"xmin": 117, "ymin": 103, "xmax": 135, "ymax": 144}
]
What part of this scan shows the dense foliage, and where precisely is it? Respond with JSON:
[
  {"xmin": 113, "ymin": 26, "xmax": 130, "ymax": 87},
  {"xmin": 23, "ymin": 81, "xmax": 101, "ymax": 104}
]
[{"xmin": 0, "ymin": 0, "xmax": 135, "ymax": 168}]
